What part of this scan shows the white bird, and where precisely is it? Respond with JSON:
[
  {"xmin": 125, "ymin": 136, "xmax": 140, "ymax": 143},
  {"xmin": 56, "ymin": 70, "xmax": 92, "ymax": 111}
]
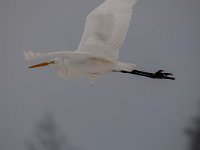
[{"xmin": 24, "ymin": 0, "xmax": 175, "ymax": 85}]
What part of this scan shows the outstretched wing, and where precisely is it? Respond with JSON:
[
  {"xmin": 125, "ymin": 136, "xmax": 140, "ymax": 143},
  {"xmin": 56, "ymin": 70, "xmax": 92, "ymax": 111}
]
[
  {"xmin": 23, "ymin": 50, "xmax": 93, "ymax": 62},
  {"xmin": 76, "ymin": 0, "xmax": 138, "ymax": 60}
]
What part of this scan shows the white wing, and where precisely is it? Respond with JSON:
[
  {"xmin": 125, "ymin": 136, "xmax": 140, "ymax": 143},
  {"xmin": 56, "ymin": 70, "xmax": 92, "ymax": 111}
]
[
  {"xmin": 76, "ymin": 0, "xmax": 138, "ymax": 60},
  {"xmin": 23, "ymin": 50, "xmax": 106, "ymax": 62},
  {"xmin": 23, "ymin": 50, "xmax": 66, "ymax": 61}
]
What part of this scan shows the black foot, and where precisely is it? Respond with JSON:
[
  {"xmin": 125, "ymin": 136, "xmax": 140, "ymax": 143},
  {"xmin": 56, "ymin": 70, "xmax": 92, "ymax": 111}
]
[
  {"xmin": 119, "ymin": 69, "xmax": 175, "ymax": 80},
  {"xmin": 154, "ymin": 70, "xmax": 175, "ymax": 80}
]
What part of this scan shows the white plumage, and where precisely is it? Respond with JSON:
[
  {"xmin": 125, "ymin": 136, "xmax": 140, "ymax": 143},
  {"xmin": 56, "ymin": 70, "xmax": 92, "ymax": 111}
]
[
  {"xmin": 24, "ymin": 0, "xmax": 137, "ymax": 81},
  {"xmin": 24, "ymin": 0, "xmax": 175, "ymax": 82},
  {"xmin": 77, "ymin": 0, "xmax": 137, "ymax": 60}
]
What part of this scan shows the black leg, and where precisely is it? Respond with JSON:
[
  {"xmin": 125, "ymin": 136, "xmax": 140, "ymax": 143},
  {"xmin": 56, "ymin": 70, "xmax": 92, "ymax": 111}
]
[{"xmin": 120, "ymin": 69, "xmax": 175, "ymax": 80}]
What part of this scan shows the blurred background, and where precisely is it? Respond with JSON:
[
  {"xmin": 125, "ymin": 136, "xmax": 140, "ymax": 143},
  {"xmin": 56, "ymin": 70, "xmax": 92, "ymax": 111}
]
[{"xmin": 0, "ymin": 0, "xmax": 200, "ymax": 150}]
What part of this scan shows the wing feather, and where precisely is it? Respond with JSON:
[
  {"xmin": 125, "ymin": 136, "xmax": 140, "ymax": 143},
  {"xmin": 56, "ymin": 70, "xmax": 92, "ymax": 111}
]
[{"xmin": 77, "ymin": 0, "xmax": 138, "ymax": 60}]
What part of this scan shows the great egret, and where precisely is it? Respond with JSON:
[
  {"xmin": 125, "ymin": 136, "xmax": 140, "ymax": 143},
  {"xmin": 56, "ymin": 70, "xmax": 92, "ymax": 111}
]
[{"xmin": 24, "ymin": 0, "xmax": 175, "ymax": 84}]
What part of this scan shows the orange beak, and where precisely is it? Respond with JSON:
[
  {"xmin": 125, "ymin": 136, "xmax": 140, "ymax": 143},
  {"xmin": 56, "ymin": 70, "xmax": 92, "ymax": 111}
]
[{"xmin": 29, "ymin": 61, "xmax": 54, "ymax": 69}]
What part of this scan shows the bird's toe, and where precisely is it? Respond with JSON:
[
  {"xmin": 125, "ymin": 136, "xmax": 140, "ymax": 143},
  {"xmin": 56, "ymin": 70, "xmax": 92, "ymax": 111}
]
[{"xmin": 154, "ymin": 70, "xmax": 175, "ymax": 80}]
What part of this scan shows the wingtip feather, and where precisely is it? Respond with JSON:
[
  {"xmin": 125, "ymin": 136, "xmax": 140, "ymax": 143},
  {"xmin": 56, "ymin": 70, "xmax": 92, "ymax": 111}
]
[{"xmin": 23, "ymin": 50, "xmax": 41, "ymax": 61}]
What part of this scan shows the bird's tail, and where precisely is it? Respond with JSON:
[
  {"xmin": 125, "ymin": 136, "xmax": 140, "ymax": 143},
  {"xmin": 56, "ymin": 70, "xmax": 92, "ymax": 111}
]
[{"xmin": 117, "ymin": 62, "xmax": 136, "ymax": 72}]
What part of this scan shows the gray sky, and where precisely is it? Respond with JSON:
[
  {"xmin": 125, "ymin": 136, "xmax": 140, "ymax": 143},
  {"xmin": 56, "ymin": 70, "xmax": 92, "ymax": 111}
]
[{"xmin": 1, "ymin": 0, "xmax": 200, "ymax": 150}]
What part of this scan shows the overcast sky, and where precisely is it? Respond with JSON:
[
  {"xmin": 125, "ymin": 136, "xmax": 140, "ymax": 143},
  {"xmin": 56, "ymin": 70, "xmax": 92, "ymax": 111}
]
[{"xmin": 1, "ymin": 0, "xmax": 200, "ymax": 150}]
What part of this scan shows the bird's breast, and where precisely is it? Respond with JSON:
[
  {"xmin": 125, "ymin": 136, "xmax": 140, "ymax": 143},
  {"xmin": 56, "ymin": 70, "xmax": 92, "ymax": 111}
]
[{"xmin": 70, "ymin": 58, "xmax": 117, "ymax": 75}]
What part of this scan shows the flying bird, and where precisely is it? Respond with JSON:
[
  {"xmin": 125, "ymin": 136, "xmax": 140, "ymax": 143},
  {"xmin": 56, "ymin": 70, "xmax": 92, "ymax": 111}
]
[{"xmin": 24, "ymin": 0, "xmax": 175, "ymax": 85}]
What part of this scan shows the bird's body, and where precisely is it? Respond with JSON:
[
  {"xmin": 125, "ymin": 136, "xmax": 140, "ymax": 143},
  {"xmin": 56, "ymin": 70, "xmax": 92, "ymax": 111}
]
[
  {"xmin": 26, "ymin": 51, "xmax": 135, "ymax": 81},
  {"xmin": 24, "ymin": 0, "xmax": 175, "ymax": 83}
]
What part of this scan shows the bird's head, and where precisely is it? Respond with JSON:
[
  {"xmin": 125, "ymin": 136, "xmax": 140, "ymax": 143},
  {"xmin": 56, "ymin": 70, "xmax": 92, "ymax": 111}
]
[{"xmin": 29, "ymin": 57, "xmax": 65, "ymax": 69}]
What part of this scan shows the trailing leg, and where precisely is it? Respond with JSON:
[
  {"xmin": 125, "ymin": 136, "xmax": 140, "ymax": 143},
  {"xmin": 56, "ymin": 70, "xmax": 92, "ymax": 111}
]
[{"xmin": 120, "ymin": 69, "xmax": 175, "ymax": 80}]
